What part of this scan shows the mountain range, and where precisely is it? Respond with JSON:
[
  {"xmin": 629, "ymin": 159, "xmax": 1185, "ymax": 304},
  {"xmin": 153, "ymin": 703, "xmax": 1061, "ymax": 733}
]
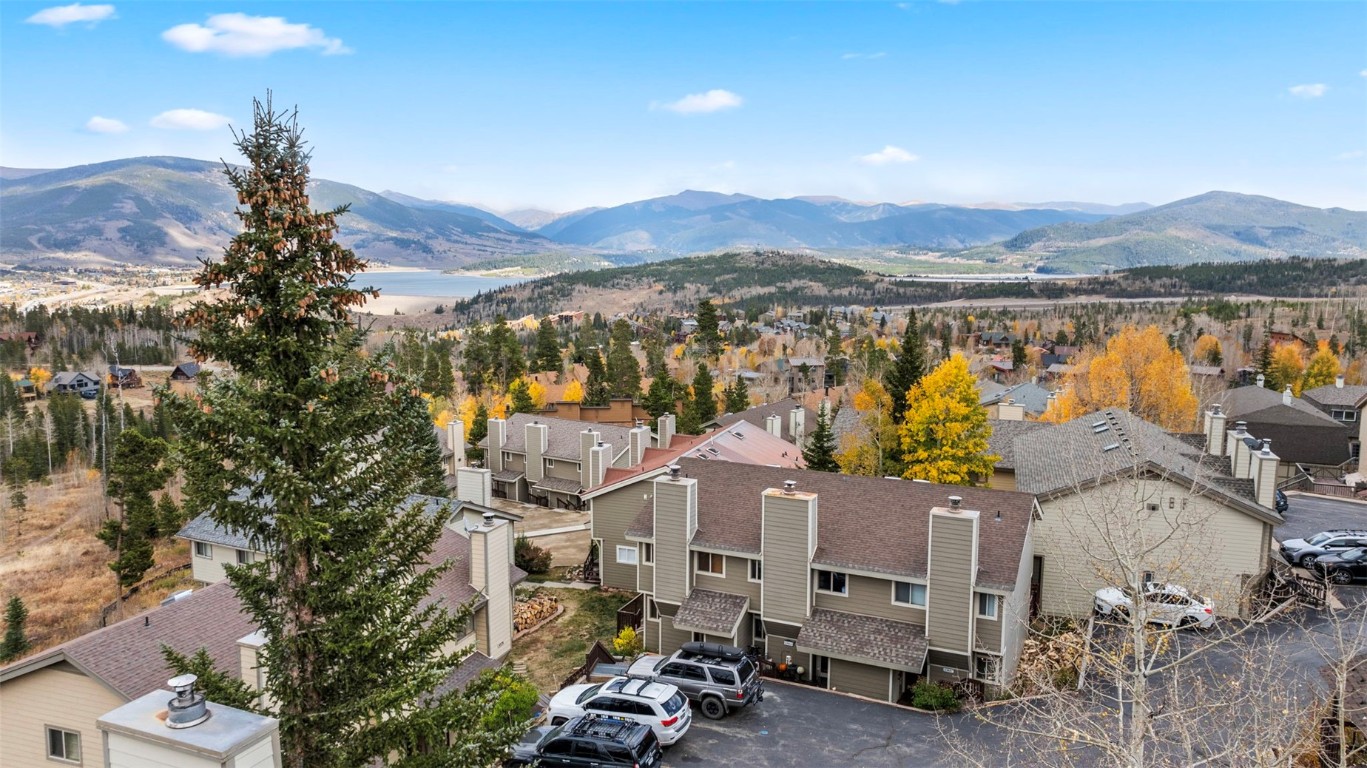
[{"xmin": 1, "ymin": 156, "xmax": 1363, "ymax": 272}]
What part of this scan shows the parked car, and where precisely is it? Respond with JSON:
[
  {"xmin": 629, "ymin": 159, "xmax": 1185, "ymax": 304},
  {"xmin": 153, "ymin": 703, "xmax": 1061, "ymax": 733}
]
[
  {"xmin": 1275, "ymin": 489, "xmax": 1289, "ymax": 514},
  {"xmin": 504, "ymin": 715, "xmax": 664, "ymax": 768},
  {"xmin": 79, "ymin": 386, "xmax": 99, "ymax": 400},
  {"xmin": 1094, "ymin": 583, "xmax": 1216, "ymax": 629},
  {"xmin": 1279, "ymin": 530, "xmax": 1367, "ymax": 567},
  {"xmin": 1310, "ymin": 547, "xmax": 1367, "ymax": 584},
  {"xmin": 627, "ymin": 641, "xmax": 763, "ymax": 720},
  {"xmin": 547, "ymin": 676, "xmax": 691, "ymax": 746}
]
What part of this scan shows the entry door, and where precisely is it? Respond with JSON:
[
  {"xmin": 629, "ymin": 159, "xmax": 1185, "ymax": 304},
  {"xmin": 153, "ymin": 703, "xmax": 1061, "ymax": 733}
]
[
  {"xmin": 1030, "ymin": 556, "xmax": 1044, "ymax": 618},
  {"xmin": 813, "ymin": 655, "xmax": 830, "ymax": 688}
]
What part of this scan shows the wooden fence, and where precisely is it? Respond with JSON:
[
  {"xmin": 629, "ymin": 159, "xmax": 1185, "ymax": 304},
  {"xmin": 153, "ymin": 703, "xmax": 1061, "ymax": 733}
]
[
  {"xmin": 558, "ymin": 640, "xmax": 618, "ymax": 691},
  {"xmin": 98, "ymin": 562, "xmax": 193, "ymax": 627}
]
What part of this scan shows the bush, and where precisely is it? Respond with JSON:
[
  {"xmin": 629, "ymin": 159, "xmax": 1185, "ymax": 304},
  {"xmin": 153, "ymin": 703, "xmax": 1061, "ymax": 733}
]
[
  {"xmin": 514, "ymin": 535, "xmax": 552, "ymax": 575},
  {"xmin": 612, "ymin": 626, "xmax": 642, "ymax": 657},
  {"xmin": 910, "ymin": 681, "xmax": 960, "ymax": 712},
  {"xmin": 476, "ymin": 668, "xmax": 539, "ymax": 730}
]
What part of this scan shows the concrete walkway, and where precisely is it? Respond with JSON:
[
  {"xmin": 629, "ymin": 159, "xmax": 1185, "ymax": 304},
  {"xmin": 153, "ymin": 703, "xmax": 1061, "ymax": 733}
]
[
  {"xmin": 523, "ymin": 523, "xmax": 591, "ymax": 538},
  {"xmin": 533, "ymin": 581, "xmax": 600, "ymax": 590}
]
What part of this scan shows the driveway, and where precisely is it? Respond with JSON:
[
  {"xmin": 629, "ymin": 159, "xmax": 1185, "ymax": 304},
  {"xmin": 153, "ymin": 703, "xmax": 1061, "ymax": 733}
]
[
  {"xmin": 1277, "ymin": 492, "xmax": 1367, "ymax": 543},
  {"xmin": 663, "ymin": 681, "xmax": 990, "ymax": 767}
]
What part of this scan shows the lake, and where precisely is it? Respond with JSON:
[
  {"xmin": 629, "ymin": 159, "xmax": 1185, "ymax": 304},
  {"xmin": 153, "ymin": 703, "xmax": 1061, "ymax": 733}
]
[{"xmin": 357, "ymin": 270, "xmax": 524, "ymax": 298}]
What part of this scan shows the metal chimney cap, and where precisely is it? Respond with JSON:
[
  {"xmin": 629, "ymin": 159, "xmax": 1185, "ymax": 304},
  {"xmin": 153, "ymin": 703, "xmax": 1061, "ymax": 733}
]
[
  {"xmin": 667, "ymin": 464, "xmax": 682, "ymax": 480},
  {"xmin": 1211, "ymin": 404, "xmax": 1222, "ymax": 415},
  {"xmin": 948, "ymin": 495, "xmax": 963, "ymax": 509},
  {"xmin": 1261, "ymin": 439, "xmax": 1273, "ymax": 455},
  {"xmin": 782, "ymin": 480, "xmax": 798, "ymax": 493},
  {"xmin": 165, "ymin": 674, "xmax": 210, "ymax": 729},
  {"xmin": 596, "ymin": 441, "xmax": 606, "ymax": 448},
  {"xmin": 482, "ymin": 510, "xmax": 496, "ymax": 524}
]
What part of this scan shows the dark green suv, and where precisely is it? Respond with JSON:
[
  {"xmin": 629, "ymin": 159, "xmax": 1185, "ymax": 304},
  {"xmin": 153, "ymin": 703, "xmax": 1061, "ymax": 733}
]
[{"xmin": 505, "ymin": 715, "xmax": 664, "ymax": 768}]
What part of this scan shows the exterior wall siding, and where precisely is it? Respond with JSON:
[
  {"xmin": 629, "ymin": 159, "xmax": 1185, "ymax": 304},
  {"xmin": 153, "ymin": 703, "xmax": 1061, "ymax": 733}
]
[
  {"xmin": 0, "ymin": 664, "xmax": 126, "ymax": 768},
  {"xmin": 692, "ymin": 555, "xmax": 762, "ymax": 608},
  {"xmin": 189, "ymin": 543, "xmax": 247, "ymax": 584},
  {"xmin": 829, "ymin": 658, "xmax": 892, "ymax": 701},
  {"xmin": 998, "ymin": 525, "xmax": 1034, "ymax": 684},
  {"xmin": 545, "ymin": 460, "xmax": 580, "ymax": 482},
  {"xmin": 987, "ymin": 471, "xmax": 1018, "ymax": 492},
  {"xmin": 926, "ymin": 512, "xmax": 977, "ymax": 656},
  {"xmin": 813, "ymin": 574, "xmax": 927, "ymax": 626},
  {"xmin": 590, "ymin": 487, "xmax": 646, "ymax": 592},
  {"xmin": 644, "ymin": 617, "xmax": 660, "ymax": 651},
  {"xmin": 1035, "ymin": 478, "xmax": 1270, "ymax": 618},
  {"xmin": 652, "ymin": 479, "xmax": 695, "ymax": 605},
  {"xmin": 637, "ymin": 563, "xmax": 654, "ymax": 594},
  {"xmin": 761, "ymin": 492, "xmax": 816, "ymax": 626},
  {"xmin": 658, "ymin": 620, "xmax": 692, "ymax": 654},
  {"xmin": 974, "ymin": 599, "xmax": 1003, "ymax": 654}
]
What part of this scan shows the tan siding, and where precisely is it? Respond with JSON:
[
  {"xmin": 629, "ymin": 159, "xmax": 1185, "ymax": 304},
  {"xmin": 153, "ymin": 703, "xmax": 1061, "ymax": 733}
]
[
  {"xmin": 505, "ymin": 454, "xmax": 527, "ymax": 472},
  {"xmin": 545, "ymin": 460, "xmax": 580, "ymax": 482},
  {"xmin": 1036, "ymin": 478, "xmax": 1270, "ymax": 618},
  {"xmin": 987, "ymin": 471, "xmax": 1018, "ymax": 492},
  {"xmin": 590, "ymin": 487, "xmax": 645, "ymax": 591},
  {"xmin": 813, "ymin": 575, "xmax": 926, "ymax": 626},
  {"xmin": 189, "ymin": 543, "xmax": 242, "ymax": 584},
  {"xmin": 830, "ymin": 658, "xmax": 891, "ymax": 701},
  {"xmin": 637, "ymin": 563, "xmax": 654, "ymax": 594},
  {"xmin": 653, "ymin": 480, "xmax": 695, "ymax": 605},
  {"xmin": 658, "ymin": 621, "xmax": 692, "ymax": 654},
  {"xmin": 761, "ymin": 492, "xmax": 816, "ymax": 625},
  {"xmin": 644, "ymin": 617, "xmax": 660, "ymax": 651},
  {"xmin": 927, "ymin": 512, "xmax": 976, "ymax": 655},
  {"xmin": 975, "ymin": 600, "xmax": 1002, "ymax": 653},
  {"xmin": 999, "ymin": 525, "xmax": 1034, "ymax": 683},
  {"xmin": 231, "ymin": 735, "xmax": 279, "ymax": 768},
  {"xmin": 0, "ymin": 664, "xmax": 126, "ymax": 768},
  {"xmin": 692, "ymin": 555, "xmax": 762, "ymax": 607},
  {"xmin": 474, "ymin": 604, "xmax": 489, "ymax": 655},
  {"xmin": 482, "ymin": 523, "xmax": 514, "ymax": 660},
  {"xmin": 764, "ymin": 634, "xmax": 809, "ymax": 676}
]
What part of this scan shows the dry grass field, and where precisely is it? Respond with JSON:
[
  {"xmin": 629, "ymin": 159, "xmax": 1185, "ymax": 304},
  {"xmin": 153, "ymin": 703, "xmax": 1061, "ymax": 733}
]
[{"xmin": 0, "ymin": 468, "xmax": 193, "ymax": 658}]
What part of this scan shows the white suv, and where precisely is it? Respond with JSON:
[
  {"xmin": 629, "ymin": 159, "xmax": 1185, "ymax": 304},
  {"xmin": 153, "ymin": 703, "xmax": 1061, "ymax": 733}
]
[
  {"xmin": 547, "ymin": 677, "xmax": 692, "ymax": 746},
  {"xmin": 1094, "ymin": 582, "xmax": 1215, "ymax": 629}
]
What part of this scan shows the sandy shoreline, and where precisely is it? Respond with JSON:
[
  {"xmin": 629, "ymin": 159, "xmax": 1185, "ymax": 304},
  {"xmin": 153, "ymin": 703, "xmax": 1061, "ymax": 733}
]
[{"xmin": 357, "ymin": 293, "xmax": 450, "ymax": 316}]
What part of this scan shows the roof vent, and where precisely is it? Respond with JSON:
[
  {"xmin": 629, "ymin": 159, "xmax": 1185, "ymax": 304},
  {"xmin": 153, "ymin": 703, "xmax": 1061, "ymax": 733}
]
[
  {"xmin": 1092, "ymin": 423, "xmax": 1110, "ymax": 434},
  {"xmin": 667, "ymin": 464, "xmax": 682, "ymax": 480},
  {"xmin": 783, "ymin": 480, "xmax": 798, "ymax": 494},
  {"xmin": 165, "ymin": 674, "xmax": 210, "ymax": 729},
  {"xmin": 1234, "ymin": 421, "xmax": 1247, "ymax": 434},
  {"xmin": 482, "ymin": 511, "xmax": 496, "ymax": 526},
  {"xmin": 1260, "ymin": 439, "xmax": 1273, "ymax": 455},
  {"xmin": 1211, "ymin": 404, "xmax": 1223, "ymax": 415},
  {"xmin": 948, "ymin": 495, "xmax": 963, "ymax": 509}
]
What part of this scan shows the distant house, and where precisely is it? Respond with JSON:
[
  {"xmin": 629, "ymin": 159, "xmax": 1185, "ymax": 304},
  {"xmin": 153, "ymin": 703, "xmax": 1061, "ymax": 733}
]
[
  {"xmin": 1189, "ymin": 365, "xmax": 1226, "ymax": 380},
  {"xmin": 108, "ymin": 365, "xmax": 142, "ymax": 389},
  {"xmin": 978, "ymin": 332, "xmax": 1017, "ymax": 351},
  {"xmin": 0, "ymin": 332, "xmax": 41, "ymax": 352},
  {"xmin": 1301, "ymin": 377, "xmax": 1367, "ymax": 463},
  {"xmin": 782, "ymin": 357, "xmax": 827, "ymax": 394},
  {"xmin": 712, "ymin": 397, "xmax": 819, "ymax": 447},
  {"xmin": 170, "ymin": 361, "xmax": 201, "ymax": 381},
  {"xmin": 14, "ymin": 378, "xmax": 38, "ymax": 401},
  {"xmin": 50, "ymin": 371, "xmax": 100, "ymax": 394},
  {"xmin": 1212, "ymin": 384, "xmax": 1354, "ymax": 475},
  {"xmin": 980, "ymin": 382, "xmax": 1054, "ymax": 420}
]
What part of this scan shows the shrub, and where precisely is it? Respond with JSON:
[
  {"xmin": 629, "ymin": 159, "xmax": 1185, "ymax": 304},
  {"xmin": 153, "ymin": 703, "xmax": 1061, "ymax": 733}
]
[
  {"xmin": 514, "ymin": 535, "xmax": 552, "ymax": 575},
  {"xmin": 612, "ymin": 626, "xmax": 642, "ymax": 657},
  {"xmin": 477, "ymin": 668, "xmax": 540, "ymax": 730},
  {"xmin": 910, "ymin": 681, "xmax": 961, "ymax": 712}
]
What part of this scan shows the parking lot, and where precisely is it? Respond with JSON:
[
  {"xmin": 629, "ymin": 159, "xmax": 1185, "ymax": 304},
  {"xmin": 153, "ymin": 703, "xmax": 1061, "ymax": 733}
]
[{"xmin": 1277, "ymin": 492, "xmax": 1367, "ymax": 544}]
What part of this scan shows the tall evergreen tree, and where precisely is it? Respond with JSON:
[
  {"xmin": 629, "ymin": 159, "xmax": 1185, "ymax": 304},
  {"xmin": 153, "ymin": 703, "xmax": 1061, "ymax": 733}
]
[
  {"xmin": 460, "ymin": 324, "xmax": 491, "ymax": 395},
  {"xmin": 1255, "ymin": 337, "xmax": 1273, "ymax": 380},
  {"xmin": 487, "ymin": 315, "xmax": 526, "ymax": 389},
  {"xmin": 0, "ymin": 596, "xmax": 30, "ymax": 662},
  {"xmin": 802, "ymin": 402, "xmax": 839, "ymax": 472},
  {"xmin": 676, "ymin": 386, "xmax": 701, "ymax": 435},
  {"xmin": 605, "ymin": 319, "xmax": 642, "ymax": 399},
  {"xmin": 98, "ymin": 429, "xmax": 169, "ymax": 589},
  {"xmin": 170, "ymin": 99, "xmax": 516, "ymax": 768},
  {"xmin": 695, "ymin": 299, "xmax": 722, "ymax": 357},
  {"xmin": 725, "ymin": 375, "xmax": 750, "ymax": 413},
  {"xmin": 508, "ymin": 378, "xmax": 537, "ymax": 415},
  {"xmin": 643, "ymin": 367, "xmax": 677, "ymax": 418},
  {"xmin": 690, "ymin": 365, "xmax": 717, "ymax": 426},
  {"xmin": 531, "ymin": 317, "xmax": 562, "ymax": 373},
  {"xmin": 885, "ymin": 309, "xmax": 926, "ymax": 420},
  {"xmin": 583, "ymin": 349, "xmax": 611, "ymax": 407}
]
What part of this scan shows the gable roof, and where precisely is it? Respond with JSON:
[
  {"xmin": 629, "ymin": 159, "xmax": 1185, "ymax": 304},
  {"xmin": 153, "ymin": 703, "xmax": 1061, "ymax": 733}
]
[
  {"xmin": 981, "ymin": 382, "xmax": 1053, "ymax": 416},
  {"xmin": 627, "ymin": 458, "xmax": 1035, "ymax": 591},
  {"xmin": 1211, "ymin": 386, "xmax": 1354, "ymax": 465},
  {"xmin": 51, "ymin": 371, "xmax": 99, "ymax": 387},
  {"xmin": 171, "ymin": 361, "xmax": 202, "ymax": 379},
  {"xmin": 986, "ymin": 419, "xmax": 1053, "ymax": 470},
  {"xmin": 714, "ymin": 398, "xmax": 818, "ymax": 444},
  {"xmin": 1302, "ymin": 383, "xmax": 1367, "ymax": 409},
  {"xmin": 586, "ymin": 421, "xmax": 800, "ymax": 500},
  {"xmin": 484, "ymin": 413, "xmax": 636, "ymax": 461},
  {"xmin": 1213, "ymin": 385, "xmax": 1344, "ymax": 426},
  {"xmin": 1012, "ymin": 409, "xmax": 1281, "ymax": 525}
]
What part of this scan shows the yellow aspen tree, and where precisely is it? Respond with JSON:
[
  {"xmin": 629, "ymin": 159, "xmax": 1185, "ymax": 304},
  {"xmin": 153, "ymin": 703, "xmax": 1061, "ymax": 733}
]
[
  {"xmin": 899, "ymin": 354, "xmax": 999, "ymax": 486},
  {"xmin": 1193, "ymin": 335, "xmax": 1223, "ymax": 366},
  {"xmin": 1302, "ymin": 341, "xmax": 1341, "ymax": 393},
  {"xmin": 562, "ymin": 379, "xmax": 585, "ymax": 403},
  {"xmin": 1055, "ymin": 326, "xmax": 1198, "ymax": 431},
  {"xmin": 1267, "ymin": 344, "xmax": 1305, "ymax": 394}
]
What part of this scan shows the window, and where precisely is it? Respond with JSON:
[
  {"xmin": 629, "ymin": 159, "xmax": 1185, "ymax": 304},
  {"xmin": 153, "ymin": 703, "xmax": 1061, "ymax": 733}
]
[
  {"xmin": 710, "ymin": 668, "xmax": 736, "ymax": 686},
  {"xmin": 975, "ymin": 654, "xmax": 1002, "ymax": 684},
  {"xmin": 193, "ymin": 541, "xmax": 211, "ymax": 558},
  {"xmin": 893, "ymin": 581, "xmax": 927, "ymax": 607},
  {"xmin": 1332, "ymin": 409, "xmax": 1357, "ymax": 422},
  {"xmin": 977, "ymin": 593, "xmax": 999, "ymax": 619},
  {"xmin": 748, "ymin": 559, "xmax": 763, "ymax": 582},
  {"xmin": 46, "ymin": 726, "xmax": 81, "ymax": 763},
  {"xmin": 696, "ymin": 552, "xmax": 724, "ymax": 576},
  {"xmin": 646, "ymin": 597, "xmax": 659, "ymax": 620},
  {"xmin": 545, "ymin": 458, "xmax": 556, "ymax": 468},
  {"xmin": 751, "ymin": 613, "xmax": 766, "ymax": 641},
  {"xmin": 816, "ymin": 570, "xmax": 847, "ymax": 595},
  {"xmin": 641, "ymin": 543, "xmax": 654, "ymax": 564},
  {"xmin": 616, "ymin": 546, "xmax": 639, "ymax": 565},
  {"xmin": 235, "ymin": 549, "xmax": 251, "ymax": 565}
]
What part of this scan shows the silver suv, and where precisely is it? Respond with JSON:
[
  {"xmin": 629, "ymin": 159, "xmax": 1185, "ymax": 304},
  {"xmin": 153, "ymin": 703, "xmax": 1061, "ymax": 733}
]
[
  {"xmin": 627, "ymin": 642, "xmax": 763, "ymax": 720},
  {"xmin": 1280, "ymin": 530, "xmax": 1367, "ymax": 567}
]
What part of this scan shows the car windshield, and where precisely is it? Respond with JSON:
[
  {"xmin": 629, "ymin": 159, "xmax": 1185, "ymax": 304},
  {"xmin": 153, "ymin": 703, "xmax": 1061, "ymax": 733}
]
[
  {"xmin": 1308, "ymin": 533, "xmax": 1333, "ymax": 546},
  {"xmin": 1342, "ymin": 548, "xmax": 1367, "ymax": 561},
  {"xmin": 736, "ymin": 657, "xmax": 755, "ymax": 681},
  {"xmin": 575, "ymin": 684, "xmax": 602, "ymax": 705},
  {"xmin": 662, "ymin": 691, "xmax": 686, "ymax": 715}
]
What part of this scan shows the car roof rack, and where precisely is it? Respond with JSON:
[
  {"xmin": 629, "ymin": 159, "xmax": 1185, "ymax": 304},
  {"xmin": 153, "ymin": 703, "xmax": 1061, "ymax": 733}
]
[{"xmin": 679, "ymin": 641, "xmax": 746, "ymax": 661}]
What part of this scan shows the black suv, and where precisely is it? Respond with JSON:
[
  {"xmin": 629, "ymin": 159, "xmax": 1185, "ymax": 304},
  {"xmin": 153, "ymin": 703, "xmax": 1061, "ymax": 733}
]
[
  {"xmin": 627, "ymin": 641, "xmax": 763, "ymax": 720},
  {"xmin": 505, "ymin": 715, "xmax": 663, "ymax": 767},
  {"xmin": 1311, "ymin": 547, "xmax": 1367, "ymax": 584}
]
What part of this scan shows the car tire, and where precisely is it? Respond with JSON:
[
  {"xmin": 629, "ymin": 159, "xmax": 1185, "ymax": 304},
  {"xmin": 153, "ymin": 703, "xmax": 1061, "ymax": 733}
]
[
  {"xmin": 1179, "ymin": 617, "xmax": 1198, "ymax": 629},
  {"xmin": 699, "ymin": 696, "xmax": 727, "ymax": 720},
  {"xmin": 1331, "ymin": 569, "xmax": 1353, "ymax": 585},
  {"xmin": 1300, "ymin": 554, "xmax": 1319, "ymax": 567}
]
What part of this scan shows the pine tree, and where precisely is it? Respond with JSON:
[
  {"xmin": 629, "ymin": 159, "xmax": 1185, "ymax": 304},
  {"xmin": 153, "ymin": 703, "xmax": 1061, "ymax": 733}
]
[
  {"xmin": 802, "ymin": 402, "xmax": 839, "ymax": 472},
  {"xmin": 98, "ymin": 429, "xmax": 169, "ymax": 589},
  {"xmin": 0, "ymin": 596, "xmax": 30, "ymax": 662},
  {"xmin": 696, "ymin": 299, "xmax": 722, "ymax": 357},
  {"xmin": 885, "ymin": 309, "xmax": 926, "ymax": 420},
  {"xmin": 1010, "ymin": 338, "xmax": 1027, "ymax": 370},
  {"xmin": 162, "ymin": 646, "xmax": 260, "ymax": 711},
  {"xmin": 488, "ymin": 316, "xmax": 526, "ymax": 389},
  {"xmin": 531, "ymin": 317, "xmax": 562, "ymax": 373},
  {"xmin": 156, "ymin": 493, "xmax": 184, "ymax": 539},
  {"xmin": 676, "ymin": 386, "xmax": 701, "ymax": 435},
  {"xmin": 690, "ymin": 365, "xmax": 717, "ymax": 426},
  {"xmin": 169, "ymin": 98, "xmax": 516, "ymax": 768},
  {"xmin": 899, "ymin": 354, "xmax": 999, "ymax": 486},
  {"xmin": 725, "ymin": 375, "xmax": 750, "ymax": 413},
  {"xmin": 583, "ymin": 349, "xmax": 611, "ymax": 407},
  {"xmin": 1255, "ymin": 337, "xmax": 1273, "ymax": 379},
  {"xmin": 6, "ymin": 459, "xmax": 28, "ymax": 540},
  {"xmin": 606, "ymin": 319, "xmax": 642, "ymax": 399},
  {"xmin": 508, "ymin": 378, "xmax": 537, "ymax": 415},
  {"xmin": 643, "ymin": 368, "xmax": 677, "ymax": 418}
]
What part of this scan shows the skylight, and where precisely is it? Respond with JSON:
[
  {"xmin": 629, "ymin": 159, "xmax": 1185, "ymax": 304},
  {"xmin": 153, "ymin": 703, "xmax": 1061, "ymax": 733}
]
[{"xmin": 1102, "ymin": 443, "xmax": 1121, "ymax": 452}]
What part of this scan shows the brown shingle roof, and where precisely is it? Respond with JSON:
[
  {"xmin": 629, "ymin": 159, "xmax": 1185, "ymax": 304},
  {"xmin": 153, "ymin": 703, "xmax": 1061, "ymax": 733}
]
[
  {"xmin": 490, "ymin": 413, "xmax": 634, "ymax": 461},
  {"xmin": 714, "ymin": 398, "xmax": 818, "ymax": 444},
  {"xmin": 626, "ymin": 458, "xmax": 1035, "ymax": 590},
  {"xmin": 671, "ymin": 589, "xmax": 750, "ymax": 635},
  {"xmin": 986, "ymin": 419, "xmax": 1052, "ymax": 470},
  {"xmin": 532, "ymin": 476, "xmax": 584, "ymax": 495},
  {"xmin": 797, "ymin": 608, "xmax": 928, "ymax": 672}
]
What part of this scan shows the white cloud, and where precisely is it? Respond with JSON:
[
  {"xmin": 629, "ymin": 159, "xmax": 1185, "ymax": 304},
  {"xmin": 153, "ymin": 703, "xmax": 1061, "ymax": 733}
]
[
  {"xmin": 162, "ymin": 13, "xmax": 350, "ymax": 57},
  {"xmin": 1360, "ymin": 69, "xmax": 1367, "ymax": 78},
  {"xmin": 1337, "ymin": 150, "xmax": 1365, "ymax": 161},
  {"xmin": 85, "ymin": 116, "xmax": 128, "ymax": 134},
  {"xmin": 653, "ymin": 89, "xmax": 743, "ymax": 114},
  {"xmin": 841, "ymin": 52, "xmax": 887, "ymax": 60},
  {"xmin": 855, "ymin": 145, "xmax": 919, "ymax": 166},
  {"xmin": 25, "ymin": 3, "xmax": 115, "ymax": 27},
  {"xmin": 1288, "ymin": 83, "xmax": 1328, "ymax": 99},
  {"xmin": 150, "ymin": 109, "xmax": 232, "ymax": 131}
]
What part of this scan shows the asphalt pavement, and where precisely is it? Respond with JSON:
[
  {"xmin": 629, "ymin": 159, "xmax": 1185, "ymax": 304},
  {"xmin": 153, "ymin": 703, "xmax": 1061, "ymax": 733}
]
[{"xmin": 1276, "ymin": 492, "xmax": 1367, "ymax": 543}]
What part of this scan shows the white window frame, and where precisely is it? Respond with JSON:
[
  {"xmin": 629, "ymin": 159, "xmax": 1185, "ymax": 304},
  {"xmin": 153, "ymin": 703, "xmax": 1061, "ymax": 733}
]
[
  {"xmin": 695, "ymin": 551, "xmax": 724, "ymax": 577},
  {"xmin": 748, "ymin": 559, "xmax": 763, "ymax": 583},
  {"xmin": 641, "ymin": 542, "xmax": 654, "ymax": 565},
  {"xmin": 193, "ymin": 541, "xmax": 211, "ymax": 559},
  {"xmin": 616, "ymin": 545, "xmax": 638, "ymax": 565},
  {"xmin": 235, "ymin": 549, "xmax": 252, "ymax": 565},
  {"xmin": 646, "ymin": 597, "xmax": 659, "ymax": 621},
  {"xmin": 545, "ymin": 458, "xmax": 556, "ymax": 468},
  {"xmin": 974, "ymin": 653, "xmax": 1002, "ymax": 684},
  {"xmin": 45, "ymin": 725, "xmax": 81, "ymax": 764},
  {"xmin": 815, "ymin": 570, "xmax": 847, "ymax": 596},
  {"xmin": 503, "ymin": 451, "xmax": 513, "ymax": 463},
  {"xmin": 892, "ymin": 581, "xmax": 927, "ymax": 607},
  {"xmin": 977, "ymin": 592, "xmax": 999, "ymax": 620}
]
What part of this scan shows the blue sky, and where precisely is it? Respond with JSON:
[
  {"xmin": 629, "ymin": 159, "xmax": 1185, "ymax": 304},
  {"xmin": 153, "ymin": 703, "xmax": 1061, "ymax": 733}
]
[{"xmin": 2, "ymin": 1, "xmax": 1364, "ymax": 212}]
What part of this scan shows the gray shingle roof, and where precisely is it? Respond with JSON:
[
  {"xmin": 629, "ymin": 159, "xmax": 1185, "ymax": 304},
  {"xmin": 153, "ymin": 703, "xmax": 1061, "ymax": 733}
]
[
  {"xmin": 1215, "ymin": 385, "xmax": 1344, "ymax": 425},
  {"xmin": 532, "ymin": 476, "xmax": 584, "ymax": 495},
  {"xmin": 488, "ymin": 413, "xmax": 633, "ymax": 461},
  {"xmin": 714, "ymin": 398, "xmax": 818, "ymax": 444},
  {"xmin": 1302, "ymin": 384, "xmax": 1367, "ymax": 409},
  {"xmin": 671, "ymin": 589, "xmax": 749, "ymax": 635},
  {"xmin": 981, "ymin": 382, "xmax": 1053, "ymax": 416},
  {"xmin": 1211, "ymin": 386, "xmax": 1354, "ymax": 466},
  {"xmin": 797, "ymin": 608, "xmax": 928, "ymax": 672},
  {"xmin": 492, "ymin": 470, "xmax": 525, "ymax": 483},
  {"xmin": 626, "ymin": 458, "xmax": 1035, "ymax": 590},
  {"xmin": 986, "ymin": 419, "xmax": 1052, "ymax": 470}
]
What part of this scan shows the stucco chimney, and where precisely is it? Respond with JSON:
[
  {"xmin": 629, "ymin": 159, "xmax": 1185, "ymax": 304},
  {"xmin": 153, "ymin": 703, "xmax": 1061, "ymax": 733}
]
[
  {"xmin": 588, "ymin": 441, "xmax": 611, "ymax": 489},
  {"xmin": 469, "ymin": 513, "xmax": 513, "ymax": 659},
  {"xmin": 446, "ymin": 419, "xmax": 466, "ymax": 476},
  {"xmin": 98, "ymin": 683, "xmax": 281, "ymax": 768},
  {"xmin": 927, "ymin": 499, "xmax": 980, "ymax": 659},
  {"xmin": 652, "ymin": 470, "xmax": 698, "ymax": 605},
  {"xmin": 579, "ymin": 429, "xmax": 600, "ymax": 488},
  {"xmin": 761, "ymin": 484, "xmax": 818, "ymax": 627},
  {"xmin": 765, "ymin": 413, "xmax": 782, "ymax": 438},
  {"xmin": 456, "ymin": 467, "xmax": 493, "ymax": 507},
  {"xmin": 1336, "ymin": 374, "xmax": 1345, "ymax": 389},
  {"xmin": 1249, "ymin": 439, "xmax": 1280, "ymax": 511},
  {"xmin": 486, "ymin": 417, "xmax": 506, "ymax": 473},
  {"xmin": 789, "ymin": 406, "xmax": 806, "ymax": 446},
  {"xmin": 628, "ymin": 422, "xmax": 650, "ymax": 467},
  {"xmin": 525, "ymin": 422, "xmax": 549, "ymax": 484},
  {"xmin": 1283, "ymin": 386, "xmax": 1293, "ymax": 406},
  {"xmin": 1204, "ymin": 404, "xmax": 1226, "ymax": 457},
  {"xmin": 657, "ymin": 413, "xmax": 675, "ymax": 450}
]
